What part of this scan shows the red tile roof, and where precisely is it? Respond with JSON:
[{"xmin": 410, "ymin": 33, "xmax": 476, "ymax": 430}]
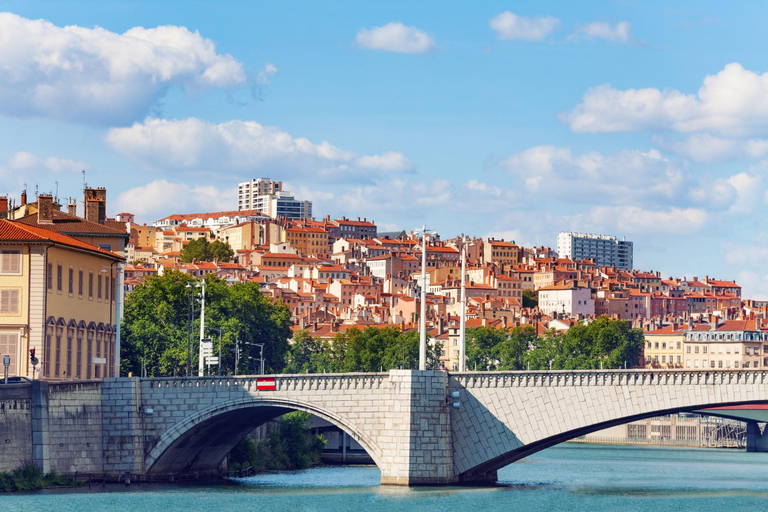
[{"xmin": 0, "ymin": 220, "xmax": 123, "ymax": 260}]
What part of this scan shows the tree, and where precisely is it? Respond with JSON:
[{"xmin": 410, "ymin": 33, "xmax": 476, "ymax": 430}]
[
  {"xmin": 179, "ymin": 237, "xmax": 234, "ymax": 263},
  {"xmin": 522, "ymin": 289, "xmax": 538, "ymax": 308},
  {"xmin": 121, "ymin": 271, "xmax": 291, "ymax": 376}
]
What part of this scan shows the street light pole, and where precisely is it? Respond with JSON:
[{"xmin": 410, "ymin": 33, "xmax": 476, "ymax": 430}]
[
  {"xmin": 197, "ymin": 279, "xmax": 206, "ymax": 377},
  {"xmin": 186, "ymin": 283, "xmax": 193, "ymax": 377},
  {"xmin": 459, "ymin": 235, "xmax": 467, "ymax": 372},
  {"xmin": 415, "ymin": 225, "xmax": 434, "ymax": 371}
]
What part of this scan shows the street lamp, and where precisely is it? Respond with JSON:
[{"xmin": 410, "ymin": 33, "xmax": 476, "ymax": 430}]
[
  {"xmin": 414, "ymin": 225, "xmax": 435, "ymax": 371},
  {"xmin": 208, "ymin": 327, "xmax": 223, "ymax": 376},
  {"xmin": 186, "ymin": 282, "xmax": 194, "ymax": 377}
]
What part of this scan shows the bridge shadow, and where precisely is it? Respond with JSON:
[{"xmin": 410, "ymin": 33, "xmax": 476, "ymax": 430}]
[{"xmin": 146, "ymin": 399, "xmax": 383, "ymax": 478}]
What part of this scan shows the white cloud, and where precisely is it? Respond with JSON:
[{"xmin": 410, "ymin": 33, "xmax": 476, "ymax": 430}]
[
  {"xmin": 105, "ymin": 117, "xmax": 414, "ymax": 179},
  {"xmin": 0, "ymin": 12, "xmax": 246, "ymax": 125},
  {"xmin": 561, "ymin": 63, "xmax": 768, "ymax": 136},
  {"xmin": 113, "ymin": 180, "xmax": 235, "ymax": 221},
  {"xmin": 499, "ymin": 145, "xmax": 684, "ymax": 203},
  {"xmin": 489, "ymin": 12, "xmax": 560, "ymax": 41},
  {"xmin": 6, "ymin": 151, "xmax": 89, "ymax": 173},
  {"xmin": 655, "ymin": 134, "xmax": 768, "ymax": 162},
  {"xmin": 355, "ymin": 22, "xmax": 436, "ymax": 54},
  {"xmin": 256, "ymin": 63, "xmax": 278, "ymax": 85},
  {"xmin": 735, "ymin": 271, "xmax": 768, "ymax": 301},
  {"xmin": 586, "ymin": 206, "xmax": 708, "ymax": 234},
  {"xmin": 569, "ymin": 21, "xmax": 631, "ymax": 43}
]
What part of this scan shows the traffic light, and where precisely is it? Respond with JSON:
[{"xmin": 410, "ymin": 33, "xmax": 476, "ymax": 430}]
[
  {"xmin": 29, "ymin": 348, "xmax": 39, "ymax": 367},
  {"xmin": 29, "ymin": 348, "xmax": 35, "ymax": 359}
]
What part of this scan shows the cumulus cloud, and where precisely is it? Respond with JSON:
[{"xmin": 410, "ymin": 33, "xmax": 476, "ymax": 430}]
[
  {"xmin": 585, "ymin": 205, "xmax": 708, "ymax": 234},
  {"xmin": 568, "ymin": 21, "xmax": 631, "ymax": 43},
  {"xmin": 561, "ymin": 63, "xmax": 768, "ymax": 136},
  {"xmin": 6, "ymin": 151, "xmax": 89, "ymax": 173},
  {"xmin": 0, "ymin": 12, "xmax": 246, "ymax": 125},
  {"xmin": 489, "ymin": 12, "xmax": 560, "ymax": 41},
  {"xmin": 105, "ymin": 117, "xmax": 414, "ymax": 180},
  {"xmin": 355, "ymin": 22, "xmax": 437, "ymax": 54},
  {"xmin": 499, "ymin": 145, "xmax": 683, "ymax": 204},
  {"xmin": 0, "ymin": 151, "xmax": 91, "ymax": 194},
  {"xmin": 653, "ymin": 134, "xmax": 768, "ymax": 162},
  {"xmin": 113, "ymin": 180, "xmax": 235, "ymax": 221}
]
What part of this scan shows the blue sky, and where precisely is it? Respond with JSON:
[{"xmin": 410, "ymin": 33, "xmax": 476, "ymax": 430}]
[{"xmin": 2, "ymin": 1, "xmax": 768, "ymax": 296}]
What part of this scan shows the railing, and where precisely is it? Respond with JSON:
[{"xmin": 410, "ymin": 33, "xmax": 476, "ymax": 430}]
[
  {"xmin": 144, "ymin": 373, "xmax": 388, "ymax": 393},
  {"xmin": 451, "ymin": 369, "xmax": 768, "ymax": 388}
]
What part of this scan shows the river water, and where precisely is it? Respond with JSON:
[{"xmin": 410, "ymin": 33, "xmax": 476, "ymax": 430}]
[{"xmin": 4, "ymin": 444, "xmax": 768, "ymax": 511}]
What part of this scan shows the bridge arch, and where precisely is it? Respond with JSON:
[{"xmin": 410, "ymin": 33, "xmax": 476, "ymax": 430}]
[
  {"xmin": 145, "ymin": 396, "xmax": 384, "ymax": 476},
  {"xmin": 457, "ymin": 399, "xmax": 768, "ymax": 483}
]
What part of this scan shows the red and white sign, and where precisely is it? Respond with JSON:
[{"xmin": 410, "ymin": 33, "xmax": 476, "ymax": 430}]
[{"xmin": 257, "ymin": 378, "xmax": 276, "ymax": 391}]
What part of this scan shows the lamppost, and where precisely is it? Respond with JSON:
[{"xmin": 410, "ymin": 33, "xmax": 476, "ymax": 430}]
[
  {"xmin": 459, "ymin": 234, "xmax": 468, "ymax": 372},
  {"xmin": 197, "ymin": 279, "xmax": 206, "ymax": 377},
  {"xmin": 415, "ymin": 225, "xmax": 435, "ymax": 371},
  {"xmin": 185, "ymin": 282, "xmax": 194, "ymax": 377},
  {"xmin": 209, "ymin": 327, "xmax": 223, "ymax": 376}
]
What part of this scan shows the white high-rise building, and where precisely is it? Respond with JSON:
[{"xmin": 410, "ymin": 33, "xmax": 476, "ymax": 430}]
[
  {"xmin": 557, "ymin": 232, "xmax": 633, "ymax": 270},
  {"xmin": 237, "ymin": 178, "xmax": 312, "ymax": 220}
]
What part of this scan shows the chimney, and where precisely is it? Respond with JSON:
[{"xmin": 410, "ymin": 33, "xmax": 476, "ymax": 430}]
[
  {"xmin": 67, "ymin": 200, "xmax": 77, "ymax": 216},
  {"xmin": 0, "ymin": 196, "xmax": 7, "ymax": 213},
  {"xmin": 21, "ymin": 190, "xmax": 27, "ymax": 206},
  {"xmin": 37, "ymin": 194, "xmax": 54, "ymax": 224},
  {"xmin": 84, "ymin": 187, "xmax": 107, "ymax": 224}
]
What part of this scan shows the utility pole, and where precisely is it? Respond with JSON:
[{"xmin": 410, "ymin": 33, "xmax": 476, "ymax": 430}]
[
  {"xmin": 198, "ymin": 279, "xmax": 206, "ymax": 377},
  {"xmin": 415, "ymin": 225, "xmax": 434, "ymax": 371},
  {"xmin": 459, "ymin": 234, "xmax": 467, "ymax": 372}
]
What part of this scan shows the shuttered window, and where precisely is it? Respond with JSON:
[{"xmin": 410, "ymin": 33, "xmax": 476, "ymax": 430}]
[
  {"xmin": 0, "ymin": 251, "xmax": 21, "ymax": 275},
  {"xmin": 0, "ymin": 289, "xmax": 20, "ymax": 314},
  {"xmin": 0, "ymin": 332, "xmax": 18, "ymax": 375}
]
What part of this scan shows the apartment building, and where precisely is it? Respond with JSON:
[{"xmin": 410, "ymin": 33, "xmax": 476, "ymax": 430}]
[
  {"xmin": 557, "ymin": 232, "xmax": 633, "ymax": 271},
  {"xmin": 0, "ymin": 219, "xmax": 123, "ymax": 380}
]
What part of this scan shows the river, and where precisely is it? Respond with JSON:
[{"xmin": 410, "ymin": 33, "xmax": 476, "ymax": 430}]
[{"xmin": 4, "ymin": 444, "xmax": 768, "ymax": 511}]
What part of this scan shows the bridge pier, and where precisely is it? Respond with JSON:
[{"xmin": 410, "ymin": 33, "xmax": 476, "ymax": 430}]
[{"xmin": 746, "ymin": 422, "xmax": 768, "ymax": 452}]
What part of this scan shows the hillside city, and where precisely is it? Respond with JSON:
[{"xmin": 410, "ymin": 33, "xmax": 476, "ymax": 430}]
[{"xmin": 1, "ymin": 177, "xmax": 763, "ymax": 378}]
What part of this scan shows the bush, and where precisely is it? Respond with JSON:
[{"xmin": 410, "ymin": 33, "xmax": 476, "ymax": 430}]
[{"xmin": 228, "ymin": 411, "xmax": 326, "ymax": 473}]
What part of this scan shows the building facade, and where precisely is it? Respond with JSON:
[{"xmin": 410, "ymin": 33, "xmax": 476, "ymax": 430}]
[
  {"xmin": 557, "ymin": 232, "xmax": 633, "ymax": 271},
  {"xmin": 237, "ymin": 178, "xmax": 312, "ymax": 219},
  {"xmin": 0, "ymin": 219, "xmax": 123, "ymax": 380}
]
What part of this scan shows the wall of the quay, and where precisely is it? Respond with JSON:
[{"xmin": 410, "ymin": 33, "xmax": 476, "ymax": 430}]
[{"xmin": 0, "ymin": 384, "xmax": 33, "ymax": 471}]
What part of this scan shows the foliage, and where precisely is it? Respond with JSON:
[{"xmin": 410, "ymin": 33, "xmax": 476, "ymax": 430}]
[
  {"xmin": 284, "ymin": 326, "xmax": 441, "ymax": 373},
  {"xmin": 179, "ymin": 237, "xmax": 234, "ymax": 263},
  {"xmin": 0, "ymin": 460, "xmax": 78, "ymax": 492},
  {"xmin": 524, "ymin": 316, "xmax": 644, "ymax": 370},
  {"xmin": 121, "ymin": 271, "xmax": 291, "ymax": 377},
  {"xmin": 228, "ymin": 411, "xmax": 326, "ymax": 472},
  {"xmin": 522, "ymin": 289, "xmax": 538, "ymax": 308}
]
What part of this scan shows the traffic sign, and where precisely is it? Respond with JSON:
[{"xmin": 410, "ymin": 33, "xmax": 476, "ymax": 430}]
[{"xmin": 206, "ymin": 356, "xmax": 219, "ymax": 366}]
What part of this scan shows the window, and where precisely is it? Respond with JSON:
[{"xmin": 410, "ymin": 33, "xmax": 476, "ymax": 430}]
[
  {"xmin": 55, "ymin": 327, "xmax": 62, "ymax": 377},
  {"xmin": 0, "ymin": 332, "xmax": 18, "ymax": 375},
  {"xmin": 105, "ymin": 277, "xmax": 110, "ymax": 301},
  {"xmin": 0, "ymin": 289, "xmax": 20, "ymax": 314},
  {"xmin": 78, "ymin": 270, "xmax": 83, "ymax": 296},
  {"xmin": 66, "ymin": 329, "xmax": 73, "ymax": 378},
  {"xmin": 76, "ymin": 332, "xmax": 83, "ymax": 379},
  {"xmin": 686, "ymin": 346, "xmax": 691, "ymax": 353},
  {"xmin": 57, "ymin": 264, "xmax": 62, "ymax": 291},
  {"xmin": 68, "ymin": 267, "xmax": 74, "ymax": 295},
  {"xmin": 695, "ymin": 346, "xmax": 699, "ymax": 354},
  {"xmin": 0, "ymin": 250, "xmax": 21, "ymax": 274},
  {"xmin": 89, "ymin": 271, "xmax": 93, "ymax": 298},
  {"xmin": 703, "ymin": 346, "xmax": 707, "ymax": 354},
  {"xmin": 677, "ymin": 355, "xmax": 682, "ymax": 364},
  {"xmin": 47, "ymin": 263, "xmax": 52, "ymax": 290}
]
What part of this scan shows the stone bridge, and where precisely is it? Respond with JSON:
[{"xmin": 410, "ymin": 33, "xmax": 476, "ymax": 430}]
[{"xmin": 3, "ymin": 369, "xmax": 768, "ymax": 485}]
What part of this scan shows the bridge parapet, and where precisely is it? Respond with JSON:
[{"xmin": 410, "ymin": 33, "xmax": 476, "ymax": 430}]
[{"xmin": 452, "ymin": 369, "xmax": 768, "ymax": 389}]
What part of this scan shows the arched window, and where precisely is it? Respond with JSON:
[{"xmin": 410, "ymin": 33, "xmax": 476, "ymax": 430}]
[
  {"xmin": 66, "ymin": 325, "xmax": 74, "ymax": 378},
  {"xmin": 86, "ymin": 327, "xmax": 95, "ymax": 379},
  {"xmin": 76, "ymin": 326, "xmax": 84, "ymax": 379}
]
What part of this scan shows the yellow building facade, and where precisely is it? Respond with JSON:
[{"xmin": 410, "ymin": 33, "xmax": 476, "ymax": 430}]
[
  {"xmin": 0, "ymin": 220, "xmax": 123, "ymax": 380},
  {"xmin": 643, "ymin": 325, "xmax": 685, "ymax": 369}
]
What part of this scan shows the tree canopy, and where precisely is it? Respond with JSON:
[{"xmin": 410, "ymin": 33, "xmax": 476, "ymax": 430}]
[
  {"xmin": 120, "ymin": 270, "xmax": 291, "ymax": 377},
  {"xmin": 179, "ymin": 237, "xmax": 234, "ymax": 263}
]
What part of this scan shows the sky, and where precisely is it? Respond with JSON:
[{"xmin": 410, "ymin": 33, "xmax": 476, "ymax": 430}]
[{"xmin": 2, "ymin": 1, "xmax": 768, "ymax": 296}]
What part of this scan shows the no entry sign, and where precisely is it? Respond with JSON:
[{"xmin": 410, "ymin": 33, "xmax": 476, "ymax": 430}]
[{"xmin": 256, "ymin": 377, "xmax": 276, "ymax": 391}]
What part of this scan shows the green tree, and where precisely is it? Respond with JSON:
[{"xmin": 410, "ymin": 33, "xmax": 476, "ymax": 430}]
[
  {"xmin": 466, "ymin": 326, "xmax": 508, "ymax": 370},
  {"xmin": 121, "ymin": 271, "xmax": 291, "ymax": 376},
  {"xmin": 179, "ymin": 237, "xmax": 234, "ymax": 263},
  {"xmin": 522, "ymin": 289, "xmax": 538, "ymax": 308}
]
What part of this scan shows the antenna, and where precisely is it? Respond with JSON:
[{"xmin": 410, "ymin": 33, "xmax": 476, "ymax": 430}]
[
  {"xmin": 34, "ymin": 183, "xmax": 38, "ymax": 199},
  {"xmin": 82, "ymin": 169, "xmax": 86, "ymax": 191},
  {"xmin": 55, "ymin": 181, "xmax": 59, "ymax": 203}
]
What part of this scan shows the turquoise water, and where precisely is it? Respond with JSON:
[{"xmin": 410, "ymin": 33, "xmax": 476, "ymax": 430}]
[{"xmin": 4, "ymin": 444, "xmax": 768, "ymax": 511}]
